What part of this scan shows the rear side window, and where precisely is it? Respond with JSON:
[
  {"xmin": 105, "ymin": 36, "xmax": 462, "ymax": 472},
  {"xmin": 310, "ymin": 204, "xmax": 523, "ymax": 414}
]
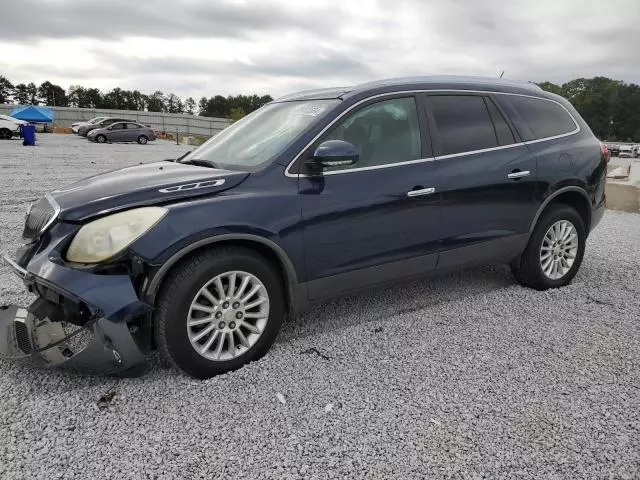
[
  {"xmin": 485, "ymin": 98, "xmax": 515, "ymax": 146},
  {"xmin": 427, "ymin": 95, "xmax": 501, "ymax": 155},
  {"xmin": 507, "ymin": 96, "xmax": 577, "ymax": 139}
]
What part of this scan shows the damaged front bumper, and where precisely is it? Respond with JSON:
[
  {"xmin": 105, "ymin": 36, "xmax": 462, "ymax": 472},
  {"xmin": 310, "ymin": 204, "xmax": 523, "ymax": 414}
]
[{"xmin": 1, "ymin": 248, "xmax": 152, "ymax": 376}]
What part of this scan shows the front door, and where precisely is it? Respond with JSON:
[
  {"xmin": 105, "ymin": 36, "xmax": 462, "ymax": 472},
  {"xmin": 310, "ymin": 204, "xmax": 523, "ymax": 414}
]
[
  {"xmin": 297, "ymin": 95, "xmax": 441, "ymax": 300},
  {"xmin": 108, "ymin": 122, "xmax": 127, "ymax": 142},
  {"xmin": 422, "ymin": 93, "xmax": 537, "ymax": 270}
]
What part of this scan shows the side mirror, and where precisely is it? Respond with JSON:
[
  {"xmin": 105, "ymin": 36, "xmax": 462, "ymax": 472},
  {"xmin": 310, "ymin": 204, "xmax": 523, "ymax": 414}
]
[{"xmin": 311, "ymin": 140, "xmax": 359, "ymax": 169}]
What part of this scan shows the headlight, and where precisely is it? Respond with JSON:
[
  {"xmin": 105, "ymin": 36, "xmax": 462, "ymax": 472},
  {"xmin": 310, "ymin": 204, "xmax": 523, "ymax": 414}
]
[{"xmin": 66, "ymin": 207, "xmax": 167, "ymax": 263}]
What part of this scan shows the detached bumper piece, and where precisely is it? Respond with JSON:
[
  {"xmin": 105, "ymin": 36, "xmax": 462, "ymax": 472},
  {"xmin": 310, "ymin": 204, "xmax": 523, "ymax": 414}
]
[
  {"xmin": 0, "ymin": 301, "xmax": 148, "ymax": 376},
  {"xmin": 1, "ymin": 254, "xmax": 151, "ymax": 377}
]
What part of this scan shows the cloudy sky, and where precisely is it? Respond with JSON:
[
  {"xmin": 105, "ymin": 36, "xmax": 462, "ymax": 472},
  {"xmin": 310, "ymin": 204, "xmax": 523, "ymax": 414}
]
[{"xmin": 1, "ymin": 0, "xmax": 639, "ymax": 99}]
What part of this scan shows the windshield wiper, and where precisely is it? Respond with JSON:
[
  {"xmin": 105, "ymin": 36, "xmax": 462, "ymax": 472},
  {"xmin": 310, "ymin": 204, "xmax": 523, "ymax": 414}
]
[
  {"xmin": 164, "ymin": 150, "xmax": 191, "ymax": 163},
  {"xmin": 184, "ymin": 158, "xmax": 220, "ymax": 169}
]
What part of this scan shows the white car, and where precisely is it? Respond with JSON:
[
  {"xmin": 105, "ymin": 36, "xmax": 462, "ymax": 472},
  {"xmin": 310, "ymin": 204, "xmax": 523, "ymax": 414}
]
[
  {"xmin": 71, "ymin": 116, "xmax": 107, "ymax": 134},
  {"xmin": 618, "ymin": 145, "xmax": 634, "ymax": 158},
  {"xmin": 0, "ymin": 114, "xmax": 27, "ymax": 140}
]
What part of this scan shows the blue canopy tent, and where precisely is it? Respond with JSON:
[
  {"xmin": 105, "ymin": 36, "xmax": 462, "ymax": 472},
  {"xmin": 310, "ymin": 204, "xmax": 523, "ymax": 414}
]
[{"xmin": 11, "ymin": 105, "xmax": 54, "ymax": 123}]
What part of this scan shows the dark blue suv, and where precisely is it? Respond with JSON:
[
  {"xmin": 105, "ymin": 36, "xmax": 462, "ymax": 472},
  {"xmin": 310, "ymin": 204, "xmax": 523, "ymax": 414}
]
[{"xmin": 1, "ymin": 76, "xmax": 607, "ymax": 378}]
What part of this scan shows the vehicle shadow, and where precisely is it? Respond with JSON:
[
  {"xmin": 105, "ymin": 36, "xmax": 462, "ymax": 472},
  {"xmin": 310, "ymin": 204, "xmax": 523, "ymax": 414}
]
[{"xmin": 277, "ymin": 264, "xmax": 516, "ymax": 343}]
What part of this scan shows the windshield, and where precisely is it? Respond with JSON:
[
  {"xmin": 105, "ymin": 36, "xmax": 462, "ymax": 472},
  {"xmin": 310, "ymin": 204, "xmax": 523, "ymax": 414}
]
[
  {"xmin": 89, "ymin": 117, "xmax": 106, "ymax": 124},
  {"xmin": 182, "ymin": 99, "xmax": 339, "ymax": 170}
]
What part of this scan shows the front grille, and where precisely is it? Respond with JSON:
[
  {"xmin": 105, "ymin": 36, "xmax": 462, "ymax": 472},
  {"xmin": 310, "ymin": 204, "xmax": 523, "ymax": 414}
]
[{"xmin": 22, "ymin": 195, "xmax": 58, "ymax": 240}]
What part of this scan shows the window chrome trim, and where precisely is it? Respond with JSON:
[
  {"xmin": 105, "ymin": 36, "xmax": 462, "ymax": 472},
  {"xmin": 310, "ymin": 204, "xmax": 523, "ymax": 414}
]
[
  {"xmin": 284, "ymin": 89, "xmax": 581, "ymax": 178},
  {"xmin": 434, "ymin": 142, "xmax": 527, "ymax": 161},
  {"xmin": 311, "ymin": 156, "xmax": 434, "ymax": 176}
]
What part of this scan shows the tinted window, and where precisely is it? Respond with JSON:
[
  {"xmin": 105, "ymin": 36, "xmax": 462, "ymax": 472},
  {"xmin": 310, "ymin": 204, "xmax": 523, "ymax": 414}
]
[
  {"xmin": 323, "ymin": 97, "xmax": 422, "ymax": 170},
  {"xmin": 127, "ymin": 123, "xmax": 140, "ymax": 129},
  {"xmin": 110, "ymin": 123, "xmax": 125, "ymax": 130},
  {"xmin": 508, "ymin": 96, "xmax": 576, "ymax": 139},
  {"xmin": 485, "ymin": 98, "xmax": 515, "ymax": 146},
  {"xmin": 428, "ymin": 95, "xmax": 497, "ymax": 155}
]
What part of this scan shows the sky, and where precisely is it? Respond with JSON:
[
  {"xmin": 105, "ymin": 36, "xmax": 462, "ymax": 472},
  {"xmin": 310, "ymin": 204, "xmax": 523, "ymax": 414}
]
[{"xmin": 1, "ymin": 0, "xmax": 639, "ymax": 99}]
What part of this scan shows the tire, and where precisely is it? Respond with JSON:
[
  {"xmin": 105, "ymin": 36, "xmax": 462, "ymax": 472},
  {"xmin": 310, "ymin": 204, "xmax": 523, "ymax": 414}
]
[
  {"xmin": 0, "ymin": 129, "xmax": 12, "ymax": 140},
  {"xmin": 137, "ymin": 135, "xmax": 148, "ymax": 145},
  {"xmin": 511, "ymin": 204, "xmax": 586, "ymax": 290},
  {"xmin": 96, "ymin": 134, "xmax": 106, "ymax": 143},
  {"xmin": 154, "ymin": 247, "xmax": 285, "ymax": 379}
]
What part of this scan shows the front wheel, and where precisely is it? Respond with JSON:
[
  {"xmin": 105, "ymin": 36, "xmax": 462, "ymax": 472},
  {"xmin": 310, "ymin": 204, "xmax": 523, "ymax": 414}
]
[
  {"xmin": 0, "ymin": 129, "xmax": 12, "ymax": 140},
  {"xmin": 137, "ymin": 135, "xmax": 148, "ymax": 144},
  {"xmin": 511, "ymin": 204, "xmax": 586, "ymax": 290},
  {"xmin": 154, "ymin": 247, "xmax": 285, "ymax": 379},
  {"xmin": 96, "ymin": 134, "xmax": 107, "ymax": 143}
]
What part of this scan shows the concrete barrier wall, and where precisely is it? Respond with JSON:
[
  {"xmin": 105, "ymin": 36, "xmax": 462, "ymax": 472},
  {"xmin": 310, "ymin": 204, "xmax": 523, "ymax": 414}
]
[{"xmin": 0, "ymin": 105, "xmax": 231, "ymax": 137}]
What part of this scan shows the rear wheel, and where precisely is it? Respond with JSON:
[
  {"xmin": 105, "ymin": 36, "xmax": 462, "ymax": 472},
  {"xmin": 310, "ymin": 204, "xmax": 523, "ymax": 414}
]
[
  {"xmin": 511, "ymin": 204, "xmax": 586, "ymax": 290},
  {"xmin": 96, "ymin": 134, "xmax": 106, "ymax": 143},
  {"xmin": 137, "ymin": 135, "xmax": 148, "ymax": 145},
  {"xmin": 154, "ymin": 247, "xmax": 285, "ymax": 379},
  {"xmin": 0, "ymin": 129, "xmax": 12, "ymax": 140}
]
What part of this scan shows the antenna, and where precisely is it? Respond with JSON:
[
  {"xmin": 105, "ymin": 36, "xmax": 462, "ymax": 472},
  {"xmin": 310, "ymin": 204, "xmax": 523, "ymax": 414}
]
[{"xmin": 499, "ymin": 71, "xmax": 505, "ymax": 79}]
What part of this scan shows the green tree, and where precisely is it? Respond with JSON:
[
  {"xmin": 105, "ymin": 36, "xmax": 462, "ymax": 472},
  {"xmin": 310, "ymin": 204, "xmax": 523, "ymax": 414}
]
[
  {"xmin": 229, "ymin": 107, "xmax": 246, "ymax": 122},
  {"xmin": 147, "ymin": 90, "xmax": 166, "ymax": 112},
  {"xmin": 184, "ymin": 97, "xmax": 196, "ymax": 115},
  {"xmin": 85, "ymin": 88, "xmax": 103, "ymax": 108},
  {"xmin": 0, "ymin": 75, "xmax": 13, "ymax": 104},
  {"xmin": 198, "ymin": 96, "xmax": 208, "ymax": 115},
  {"xmin": 165, "ymin": 93, "xmax": 183, "ymax": 113},
  {"xmin": 38, "ymin": 81, "xmax": 67, "ymax": 106},
  {"xmin": 27, "ymin": 83, "xmax": 38, "ymax": 104},
  {"xmin": 13, "ymin": 83, "xmax": 29, "ymax": 105},
  {"xmin": 536, "ymin": 81, "xmax": 562, "ymax": 95}
]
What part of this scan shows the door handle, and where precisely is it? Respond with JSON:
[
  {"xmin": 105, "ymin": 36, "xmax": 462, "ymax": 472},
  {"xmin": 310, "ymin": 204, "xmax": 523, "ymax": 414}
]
[
  {"xmin": 507, "ymin": 170, "xmax": 530, "ymax": 179},
  {"xmin": 407, "ymin": 187, "xmax": 436, "ymax": 197}
]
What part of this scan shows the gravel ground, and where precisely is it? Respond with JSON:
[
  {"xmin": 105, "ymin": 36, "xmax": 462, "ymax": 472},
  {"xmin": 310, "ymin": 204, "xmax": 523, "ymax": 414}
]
[{"xmin": 1, "ymin": 134, "xmax": 639, "ymax": 479}]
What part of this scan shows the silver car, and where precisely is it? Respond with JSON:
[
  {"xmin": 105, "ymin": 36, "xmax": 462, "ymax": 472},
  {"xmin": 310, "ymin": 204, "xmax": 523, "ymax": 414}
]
[
  {"xmin": 87, "ymin": 121, "xmax": 157, "ymax": 144},
  {"xmin": 71, "ymin": 116, "xmax": 107, "ymax": 134}
]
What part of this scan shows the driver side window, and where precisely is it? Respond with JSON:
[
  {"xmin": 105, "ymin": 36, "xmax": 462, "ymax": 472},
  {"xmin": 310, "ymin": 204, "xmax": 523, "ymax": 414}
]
[{"xmin": 322, "ymin": 97, "xmax": 422, "ymax": 171}]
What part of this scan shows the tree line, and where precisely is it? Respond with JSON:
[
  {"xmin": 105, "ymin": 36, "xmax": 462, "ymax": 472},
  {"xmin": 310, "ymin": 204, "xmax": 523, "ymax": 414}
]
[
  {"xmin": 1, "ymin": 74, "xmax": 639, "ymax": 138},
  {"xmin": 0, "ymin": 75, "xmax": 272, "ymax": 120}
]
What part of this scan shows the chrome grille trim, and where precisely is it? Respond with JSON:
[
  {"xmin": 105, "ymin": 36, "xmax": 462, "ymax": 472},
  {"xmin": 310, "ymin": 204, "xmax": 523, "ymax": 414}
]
[{"xmin": 22, "ymin": 193, "xmax": 60, "ymax": 240}]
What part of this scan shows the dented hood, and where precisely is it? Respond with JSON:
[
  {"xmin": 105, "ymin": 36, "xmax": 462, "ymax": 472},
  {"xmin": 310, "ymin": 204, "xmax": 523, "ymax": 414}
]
[{"xmin": 51, "ymin": 161, "xmax": 249, "ymax": 221}]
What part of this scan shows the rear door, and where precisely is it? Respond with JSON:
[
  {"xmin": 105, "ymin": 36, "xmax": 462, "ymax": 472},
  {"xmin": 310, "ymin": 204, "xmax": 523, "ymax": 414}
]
[
  {"xmin": 297, "ymin": 95, "xmax": 442, "ymax": 300},
  {"xmin": 422, "ymin": 93, "xmax": 537, "ymax": 270},
  {"xmin": 124, "ymin": 123, "xmax": 141, "ymax": 141}
]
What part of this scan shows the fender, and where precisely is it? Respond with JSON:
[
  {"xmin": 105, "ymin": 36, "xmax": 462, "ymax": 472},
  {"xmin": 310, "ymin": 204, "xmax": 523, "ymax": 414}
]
[
  {"xmin": 528, "ymin": 185, "xmax": 591, "ymax": 233},
  {"xmin": 142, "ymin": 233, "xmax": 304, "ymax": 314}
]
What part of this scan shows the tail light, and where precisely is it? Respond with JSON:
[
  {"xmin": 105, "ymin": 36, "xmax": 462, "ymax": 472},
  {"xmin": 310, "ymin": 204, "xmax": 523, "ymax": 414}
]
[{"xmin": 600, "ymin": 142, "xmax": 611, "ymax": 163}]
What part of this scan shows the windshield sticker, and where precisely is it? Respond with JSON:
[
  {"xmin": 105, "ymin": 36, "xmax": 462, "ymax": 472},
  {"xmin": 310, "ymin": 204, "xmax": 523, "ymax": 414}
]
[{"xmin": 293, "ymin": 104, "xmax": 327, "ymax": 117}]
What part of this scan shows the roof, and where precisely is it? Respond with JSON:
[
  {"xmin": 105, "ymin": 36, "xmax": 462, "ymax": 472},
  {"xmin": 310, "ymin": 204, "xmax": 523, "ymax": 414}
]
[
  {"xmin": 274, "ymin": 76, "xmax": 544, "ymax": 102},
  {"xmin": 11, "ymin": 105, "xmax": 54, "ymax": 122}
]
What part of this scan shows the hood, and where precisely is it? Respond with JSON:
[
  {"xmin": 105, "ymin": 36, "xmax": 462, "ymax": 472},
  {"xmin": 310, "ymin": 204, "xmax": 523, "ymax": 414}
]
[{"xmin": 51, "ymin": 161, "xmax": 250, "ymax": 221}]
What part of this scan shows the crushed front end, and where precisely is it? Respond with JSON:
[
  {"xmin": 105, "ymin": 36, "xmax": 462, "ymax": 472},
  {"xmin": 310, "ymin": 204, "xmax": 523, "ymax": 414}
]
[{"xmin": 1, "ymin": 195, "xmax": 152, "ymax": 376}]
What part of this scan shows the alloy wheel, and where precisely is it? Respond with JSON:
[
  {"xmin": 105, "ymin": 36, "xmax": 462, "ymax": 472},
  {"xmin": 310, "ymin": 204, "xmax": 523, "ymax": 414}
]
[
  {"xmin": 540, "ymin": 220, "xmax": 579, "ymax": 280},
  {"xmin": 187, "ymin": 270, "xmax": 270, "ymax": 361}
]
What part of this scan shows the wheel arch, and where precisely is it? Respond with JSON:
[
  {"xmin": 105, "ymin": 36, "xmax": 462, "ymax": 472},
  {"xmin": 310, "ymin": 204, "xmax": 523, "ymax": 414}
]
[
  {"xmin": 529, "ymin": 186, "xmax": 592, "ymax": 234},
  {"xmin": 143, "ymin": 234, "xmax": 302, "ymax": 316}
]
